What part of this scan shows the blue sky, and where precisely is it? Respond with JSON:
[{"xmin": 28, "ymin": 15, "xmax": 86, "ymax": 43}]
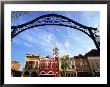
[{"xmin": 11, "ymin": 11, "xmax": 100, "ymax": 71}]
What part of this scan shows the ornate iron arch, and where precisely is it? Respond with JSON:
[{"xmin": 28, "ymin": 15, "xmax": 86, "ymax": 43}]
[{"xmin": 11, "ymin": 14, "xmax": 100, "ymax": 52}]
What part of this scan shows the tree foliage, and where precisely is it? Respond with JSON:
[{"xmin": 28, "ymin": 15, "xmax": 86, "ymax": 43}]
[{"xmin": 61, "ymin": 55, "xmax": 70, "ymax": 76}]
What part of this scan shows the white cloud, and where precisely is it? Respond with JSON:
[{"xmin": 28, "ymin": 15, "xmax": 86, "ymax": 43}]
[
  {"xmin": 64, "ymin": 41, "xmax": 70, "ymax": 48},
  {"xmin": 12, "ymin": 37, "xmax": 33, "ymax": 48},
  {"xmin": 81, "ymin": 12, "xmax": 100, "ymax": 28},
  {"xmin": 23, "ymin": 42, "xmax": 33, "ymax": 48},
  {"xmin": 13, "ymin": 24, "xmax": 96, "ymax": 58}
]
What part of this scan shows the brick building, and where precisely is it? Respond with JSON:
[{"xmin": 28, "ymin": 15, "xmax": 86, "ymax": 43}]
[
  {"xmin": 11, "ymin": 61, "xmax": 20, "ymax": 71},
  {"xmin": 21, "ymin": 49, "xmax": 100, "ymax": 77},
  {"xmin": 85, "ymin": 49, "xmax": 100, "ymax": 77},
  {"xmin": 11, "ymin": 61, "xmax": 21, "ymax": 77},
  {"xmin": 22, "ymin": 54, "xmax": 59, "ymax": 77},
  {"xmin": 74, "ymin": 55, "xmax": 92, "ymax": 77},
  {"xmin": 22, "ymin": 46, "xmax": 59, "ymax": 77}
]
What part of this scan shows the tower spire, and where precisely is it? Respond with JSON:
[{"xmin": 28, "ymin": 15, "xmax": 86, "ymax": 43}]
[{"xmin": 53, "ymin": 46, "xmax": 59, "ymax": 62}]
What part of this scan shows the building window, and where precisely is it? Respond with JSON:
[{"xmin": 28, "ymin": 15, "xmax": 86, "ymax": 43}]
[
  {"xmin": 72, "ymin": 65, "xmax": 74, "ymax": 69},
  {"xmin": 52, "ymin": 65, "xmax": 53, "ymax": 68},
  {"xmin": 35, "ymin": 62, "xmax": 38, "ymax": 69},
  {"xmin": 77, "ymin": 62, "xmax": 80, "ymax": 66},
  {"xmin": 56, "ymin": 63, "xmax": 59, "ymax": 69},
  {"xmin": 29, "ymin": 61, "xmax": 33, "ymax": 69},
  {"xmin": 96, "ymin": 63, "xmax": 99, "ymax": 69},
  {"xmin": 51, "ymin": 62, "xmax": 53, "ymax": 69},
  {"xmin": 32, "ymin": 61, "xmax": 35, "ymax": 69},
  {"xmin": 45, "ymin": 62, "xmax": 48, "ymax": 69},
  {"xmin": 92, "ymin": 64, "xmax": 94, "ymax": 70},
  {"xmin": 25, "ymin": 62, "xmax": 28, "ymax": 69},
  {"xmin": 48, "ymin": 65, "xmax": 49, "ymax": 68},
  {"xmin": 68, "ymin": 73, "xmax": 70, "ymax": 77},
  {"xmin": 74, "ymin": 74, "xmax": 76, "ymax": 77}
]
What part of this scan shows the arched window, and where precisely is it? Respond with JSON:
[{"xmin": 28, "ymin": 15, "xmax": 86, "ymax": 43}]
[
  {"xmin": 23, "ymin": 71, "xmax": 29, "ymax": 77},
  {"xmin": 35, "ymin": 62, "xmax": 38, "ymax": 69},
  {"xmin": 45, "ymin": 62, "xmax": 48, "ymax": 68},
  {"xmin": 31, "ymin": 72, "xmax": 37, "ymax": 77},
  {"xmin": 40, "ymin": 71, "xmax": 46, "ymax": 75},
  {"xmin": 48, "ymin": 71, "xmax": 54, "ymax": 75},
  {"xmin": 96, "ymin": 63, "xmax": 99, "ymax": 69}
]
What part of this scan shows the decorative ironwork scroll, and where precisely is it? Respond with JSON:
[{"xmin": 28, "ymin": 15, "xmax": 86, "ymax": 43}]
[{"xmin": 11, "ymin": 14, "xmax": 100, "ymax": 52}]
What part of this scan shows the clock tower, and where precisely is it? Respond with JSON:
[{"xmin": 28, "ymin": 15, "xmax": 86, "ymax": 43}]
[{"xmin": 53, "ymin": 46, "xmax": 59, "ymax": 62}]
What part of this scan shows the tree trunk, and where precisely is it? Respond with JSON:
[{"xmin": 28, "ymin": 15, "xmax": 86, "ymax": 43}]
[{"xmin": 65, "ymin": 70, "xmax": 66, "ymax": 77}]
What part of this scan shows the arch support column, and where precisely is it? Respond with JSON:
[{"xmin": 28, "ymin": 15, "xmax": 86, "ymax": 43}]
[{"xmin": 88, "ymin": 29, "xmax": 100, "ymax": 53}]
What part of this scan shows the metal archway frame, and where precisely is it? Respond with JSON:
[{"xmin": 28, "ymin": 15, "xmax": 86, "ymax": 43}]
[{"xmin": 11, "ymin": 14, "xmax": 100, "ymax": 52}]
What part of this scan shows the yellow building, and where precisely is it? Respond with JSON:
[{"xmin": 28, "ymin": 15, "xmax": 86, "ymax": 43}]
[
  {"xmin": 88, "ymin": 56, "xmax": 100, "ymax": 76},
  {"xmin": 11, "ymin": 61, "xmax": 20, "ymax": 71},
  {"xmin": 84, "ymin": 49, "xmax": 100, "ymax": 76},
  {"xmin": 22, "ymin": 54, "xmax": 40, "ymax": 77}
]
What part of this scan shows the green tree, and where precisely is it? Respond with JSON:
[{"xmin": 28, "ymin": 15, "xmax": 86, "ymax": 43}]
[{"xmin": 61, "ymin": 55, "xmax": 70, "ymax": 77}]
